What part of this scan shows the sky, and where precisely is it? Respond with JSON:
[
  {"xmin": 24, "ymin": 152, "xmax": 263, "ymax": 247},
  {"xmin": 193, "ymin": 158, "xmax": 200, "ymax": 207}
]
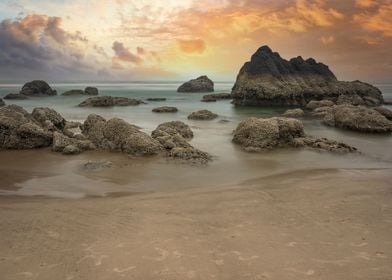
[{"xmin": 0, "ymin": 0, "xmax": 391, "ymax": 82}]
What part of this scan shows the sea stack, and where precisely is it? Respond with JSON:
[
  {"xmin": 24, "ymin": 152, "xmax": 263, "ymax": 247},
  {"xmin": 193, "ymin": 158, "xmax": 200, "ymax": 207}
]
[
  {"xmin": 231, "ymin": 46, "xmax": 383, "ymax": 107},
  {"xmin": 177, "ymin": 76, "xmax": 214, "ymax": 92}
]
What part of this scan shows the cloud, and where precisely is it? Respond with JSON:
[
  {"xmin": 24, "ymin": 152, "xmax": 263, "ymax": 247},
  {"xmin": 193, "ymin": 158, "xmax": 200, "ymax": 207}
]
[
  {"xmin": 321, "ymin": 35, "xmax": 335, "ymax": 45},
  {"xmin": 177, "ymin": 39, "xmax": 206, "ymax": 54},
  {"xmin": 353, "ymin": 3, "xmax": 392, "ymax": 36},
  {"xmin": 112, "ymin": 41, "xmax": 143, "ymax": 64},
  {"xmin": 355, "ymin": 0, "xmax": 378, "ymax": 8}
]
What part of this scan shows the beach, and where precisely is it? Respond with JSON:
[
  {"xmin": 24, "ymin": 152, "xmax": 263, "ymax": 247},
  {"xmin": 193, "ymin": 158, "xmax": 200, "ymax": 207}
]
[{"xmin": 1, "ymin": 82, "xmax": 392, "ymax": 279}]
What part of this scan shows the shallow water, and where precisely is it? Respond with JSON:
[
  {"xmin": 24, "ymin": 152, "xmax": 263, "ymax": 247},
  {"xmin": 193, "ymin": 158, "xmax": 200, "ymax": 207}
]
[{"xmin": 0, "ymin": 82, "xmax": 391, "ymax": 197}]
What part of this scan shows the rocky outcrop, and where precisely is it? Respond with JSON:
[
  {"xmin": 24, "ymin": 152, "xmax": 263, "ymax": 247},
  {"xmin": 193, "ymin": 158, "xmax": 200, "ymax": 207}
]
[
  {"xmin": 232, "ymin": 117, "xmax": 357, "ymax": 153},
  {"xmin": 201, "ymin": 93, "xmax": 232, "ymax": 102},
  {"xmin": 322, "ymin": 105, "xmax": 392, "ymax": 133},
  {"xmin": 4, "ymin": 93, "xmax": 29, "ymax": 100},
  {"xmin": 282, "ymin": 108, "xmax": 304, "ymax": 118},
  {"xmin": 306, "ymin": 100, "xmax": 335, "ymax": 110},
  {"xmin": 81, "ymin": 114, "xmax": 162, "ymax": 156},
  {"xmin": 152, "ymin": 106, "xmax": 178, "ymax": 113},
  {"xmin": 177, "ymin": 76, "xmax": 214, "ymax": 93},
  {"xmin": 84, "ymin": 87, "xmax": 99, "ymax": 96},
  {"xmin": 19, "ymin": 80, "xmax": 57, "ymax": 96},
  {"xmin": 78, "ymin": 96, "xmax": 145, "ymax": 107},
  {"xmin": 231, "ymin": 46, "xmax": 383, "ymax": 107},
  {"xmin": 147, "ymin": 98, "xmax": 167, "ymax": 101},
  {"xmin": 31, "ymin": 107, "xmax": 66, "ymax": 131},
  {"xmin": 151, "ymin": 121, "xmax": 211, "ymax": 163},
  {"xmin": 188, "ymin": 110, "xmax": 218, "ymax": 120}
]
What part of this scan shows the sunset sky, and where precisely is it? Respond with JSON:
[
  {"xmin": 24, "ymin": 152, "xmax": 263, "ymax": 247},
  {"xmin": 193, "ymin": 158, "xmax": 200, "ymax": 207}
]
[{"xmin": 0, "ymin": 0, "xmax": 391, "ymax": 82}]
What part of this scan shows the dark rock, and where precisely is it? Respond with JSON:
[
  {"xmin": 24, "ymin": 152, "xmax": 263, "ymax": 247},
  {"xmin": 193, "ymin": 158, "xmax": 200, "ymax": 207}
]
[
  {"xmin": 61, "ymin": 89, "xmax": 85, "ymax": 96},
  {"xmin": 78, "ymin": 96, "xmax": 145, "ymax": 107},
  {"xmin": 146, "ymin": 98, "xmax": 167, "ymax": 101},
  {"xmin": 384, "ymin": 99, "xmax": 392, "ymax": 105},
  {"xmin": 306, "ymin": 100, "xmax": 335, "ymax": 110},
  {"xmin": 282, "ymin": 108, "xmax": 304, "ymax": 118},
  {"xmin": 231, "ymin": 46, "xmax": 383, "ymax": 107},
  {"xmin": 19, "ymin": 80, "xmax": 57, "ymax": 96},
  {"xmin": 152, "ymin": 106, "xmax": 178, "ymax": 113},
  {"xmin": 323, "ymin": 105, "xmax": 392, "ymax": 133},
  {"xmin": 202, "ymin": 93, "xmax": 232, "ymax": 102},
  {"xmin": 232, "ymin": 117, "xmax": 357, "ymax": 153},
  {"xmin": 177, "ymin": 76, "xmax": 214, "ymax": 92},
  {"xmin": 4, "ymin": 93, "xmax": 29, "ymax": 100},
  {"xmin": 0, "ymin": 98, "xmax": 4, "ymax": 107},
  {"xmin": 188, "ymin": 110, "xmax": 218, "ymax": 120},
  {"xmin": 84, "ymin": 87, "xmax": 99, "ymax": 96}
]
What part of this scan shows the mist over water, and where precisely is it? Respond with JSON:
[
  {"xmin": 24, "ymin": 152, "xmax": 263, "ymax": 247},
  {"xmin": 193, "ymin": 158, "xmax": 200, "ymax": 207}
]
[{"xmin": 1, "ymin": 82, "xmax": 391, "ymax": 197}]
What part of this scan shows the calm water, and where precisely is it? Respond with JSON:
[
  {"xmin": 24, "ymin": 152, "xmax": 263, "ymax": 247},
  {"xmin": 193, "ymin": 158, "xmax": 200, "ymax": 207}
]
[{"xmin": 0, "ymin": 82, "xmax": 391, "ymax": 197}]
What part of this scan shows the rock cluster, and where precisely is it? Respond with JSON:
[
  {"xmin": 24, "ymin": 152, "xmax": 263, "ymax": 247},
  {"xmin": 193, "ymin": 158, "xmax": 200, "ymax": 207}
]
[
  {"xmin": 79, "ymin": 96, "xmax": 145, "ymax": 107},
  {"xmin": 201, "ymin": 93, "xmax": 232, "ymax": 102},
  {"xmin": 151, "ymin": 121, "xmax": 211, "ymax": 163},
  {"xmin": 232, "ymin": 117, "xmax": 357, "ymax": 153},
  {"xmin": 231, "ymin": 46, "xmax": 383, "ymax": 107},
  {"xmin": 188, "ymin": 110, "xmax": 218, "ymax": 120},
  {"xmin": 177, "ymin": 76, "xmax": 214, "ymax": 93},
  {"xmin": 152, "ymin": 106, "xmax": 178, "ymax": 113},
  {"xmin": 62, "ymin": 87, "xmax": 99, "ymax": 96}
]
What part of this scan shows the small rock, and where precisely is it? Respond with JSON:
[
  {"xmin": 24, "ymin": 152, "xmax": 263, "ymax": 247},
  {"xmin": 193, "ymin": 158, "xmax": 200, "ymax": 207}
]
[
  {"xmin": 62, "ymin": 145, "xmax": 81, "ymax": 155},
  {"xmin": 83, "ymin": 161, "xmax": 113, "ymax": 172},
  {"xmin": 84, "ymin": 87, "xmax": 99, "ymax": 96},
  {"xmin": 146, "ymin": 98, "xmax": 167, "ymax": 101},
  {"xmin": 78, "ymin": 96, "xmax": 145, "ymax": 107},
  {"xmin": 306, "ymin": 100, "xmax": 335, "ymax": 110},
  {"xmin": 152, "ymin": 106, "xmax": 178, "ymax": 113},
  {"xmin": 178, "ymin": 76, "xmax": 214, "ymax": 92},
  {"xmin": 61, "ymin": 90, "xmax": 85, "ymax": 96},
  {"xmin": 3, "ymin": 93, "xmax": 29, "ymax": 100},
  {"xmin": 202, "ymin": 93, "xmax": 232, "ymax": 102},
  {"xmin": 282, "ymin": 108, "xmax": 304, "ymax": 118},
  {"xmin": 188, "ymin": 110, "xmax": 218, "ymax": 120}
]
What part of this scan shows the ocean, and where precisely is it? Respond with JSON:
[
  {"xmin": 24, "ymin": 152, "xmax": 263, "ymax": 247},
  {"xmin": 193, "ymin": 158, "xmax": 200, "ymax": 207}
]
[{"xmin": 0, "ymin": 82, "xmax": 391, "ymax": 197}]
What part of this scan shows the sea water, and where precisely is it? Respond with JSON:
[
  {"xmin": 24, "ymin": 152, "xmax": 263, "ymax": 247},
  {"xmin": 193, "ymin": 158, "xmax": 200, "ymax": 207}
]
[{"xmin": 0, "ymin": 82, "xmax": 391, "ymax": 197}]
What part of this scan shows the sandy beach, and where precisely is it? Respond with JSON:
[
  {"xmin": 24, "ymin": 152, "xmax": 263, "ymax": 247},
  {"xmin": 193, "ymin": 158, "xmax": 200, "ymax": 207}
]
[{"xmin": 1, "ymin": 163, "xmax": 392, "ymax": 280}]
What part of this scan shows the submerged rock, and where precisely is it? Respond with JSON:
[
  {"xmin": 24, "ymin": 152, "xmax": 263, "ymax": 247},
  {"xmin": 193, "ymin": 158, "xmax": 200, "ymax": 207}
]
[
  {"xmin": 4, "ymin": 93, "xmax": 29, "ymax": 100},
  {"xmin": 201, "ymin": 93, "xmax": 232, "ymax": 102},
  {"xmin": 82, "ymin": 161, "xmax": 113, "ymax": 172},
  {"xmin": 232, "ymin": 117, "xmax": 357, "ymax": 153},
  {"xmin": 62, "ymin": 89, "xmax": 85, "ymax": 96},
  {"xmin": 323, "ymin": 105, "xmax": 392, "ymax": 133},
  {"xmin": 152, "ymin": 121, "xmax": 211, "ymax": 164},
  {"xmin": 231, "ymin": 46, "xmax": 383, "ymax": 107},
  {"xmin": 188, "ymin": 110, "xmax": 218, "ymax": 120},
  {"xmin": 177, "ymin": 76, "xmax": 214, "ymax": 93},
  {"xmin": 152, "ymin": 106, "xmax": 178, "ymax": 113},
  {"xmin": 282, "ymin": 108, "xmax": 304, "ymax": 118},
  {"xmin": 19, "ymin": 80, "xmax": 57, "ymax": 96},
  {"xmin": 147, "ymin": 98, "xmax": 167, "ymax": 101},
  {"xmin": 78, "ymin": 96, "xmax": 145, "ymax": 107}
]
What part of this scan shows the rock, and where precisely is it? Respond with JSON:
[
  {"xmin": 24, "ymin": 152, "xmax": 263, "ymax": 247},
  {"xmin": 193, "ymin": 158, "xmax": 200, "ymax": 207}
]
[
  {"xmin": 232, "ymin": 117, "xmax": 358, "ymax": 153},
  {"xmin": 336, "ymin": 93, "xmax": 365, "ymax": 106},
  {"xmin": 52, "ymin": 132, "xmax": 95, "ymax": 154},
  {"xmin": 78, "ymin": 96, "xmax": 145, "ymax": 107},
  {"xmin": 19, "ymin": 80, "xmax": 57, "ymax": 96},
  {"xmin": 282, "ymin": 108, "xmax": 304, "ymax": 118},
  {"xmin": 82, "ymin": 161, "xmax": 113, "ymax": 172},
  {"xmin": 81, "ymin": 114, "xmax": 162, "ymax": 156},
  {"xmin": 84, "ymin": 87, "xmax": 99, "ymax": 96},
  {"xmin": 323, "ymin": 105, "xmax": 392, "ymax": 133},
  {"xmin": 152, "ymin": 121, "xmax": 211, "ymax": 163},
  {"xmin": 384, "ymin": 99, "xmax": 392, "ymax": 105},
  {"xmin": 62, "ymin": 145, "xmax": 81, "ymax": 155},
  {"xmin": 374, "ymin": 107, "xmax": 392, "ymax": 120},
  {"xmin": 231, "ymin": 46, "xmax": 383, "ymax": 107},
  {"xmin": 61, "ymin": 90, "xmax": 85, "ymax": 96},
  {"xmin": 65, "ymin": 121, "xmax": 82, "ymax": 129},
  {"xmin": 31, "ymin": 107, "xmax": 66, "ymax": 131},
  {"xmin": 0, "ymin": 105, "xmax": 53, "ymax": 149},
  {"xmin": 146, "ymin": 98, "xmax": 167, "ymax": 101},
  {"xmin": 3, "ymin": 93, "xmax": 29, "ymax": 100},
  {"xmin": 152, "ymin": 121, "xmax": 194, "ymax": 139},
  {"xmin": 152, "ymin": 106, "xmax": 178, "ymax": 113},
  {"xmin": 177, "ymin": 76, "xmax": 214, "ymax": 92},
  {"xmin": 0, "ymin": 98, "xmax": 4, "ymax": 107},
  {"xmin": 311, "ymin": 106, "xmax": 332, "ymax": 118},
  {"xmin": 202, "ymin": 93, "xmax": 232, "ymax": 102},
  {"xmin": 306, "ymin": 100, "xmax": 335, "ymax": 110},
  {"xmin": 188, "ymin": 110, "xmax": 218, "ymax": 120}
]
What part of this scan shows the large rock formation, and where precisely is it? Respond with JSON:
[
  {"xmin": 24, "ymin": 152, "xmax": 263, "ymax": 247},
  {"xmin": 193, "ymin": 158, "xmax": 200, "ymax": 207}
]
[
  {"xmin": 322, "ymin": 105, "xmax": 392, "ymax": 133},
  {"xmin": 79, "ymin": 96, "xmax": 145, "ymax": 107},
  {"xmin": 177, "ymin": 76, "xmax": 214, "ymax": 92},
  {"xmin": 19, "ymin": 80, "xmax": 57, "ymax": 96},
  {"xmin": 231, "ymin": 46, "xmax": 383, "ymax": 107},
  {"xmin": 232, "ymin": 117, "xmax": 357, "ymax": 153}
]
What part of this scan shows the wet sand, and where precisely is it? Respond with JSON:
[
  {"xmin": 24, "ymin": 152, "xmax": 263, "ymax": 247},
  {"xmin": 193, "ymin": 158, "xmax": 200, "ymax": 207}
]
[{"xmin": 1, "ymin": 167, "xmax": 392, "ymax": 280}]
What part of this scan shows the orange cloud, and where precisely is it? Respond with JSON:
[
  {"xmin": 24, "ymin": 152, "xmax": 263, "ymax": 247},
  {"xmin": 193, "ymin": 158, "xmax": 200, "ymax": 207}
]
[
  {"xmin": 321, "ymin": 35, "xmax": 335, "ymax": 44},
  {"xmin": 354, "ymin": 3, "xmax": 392, "ymax": 36},
  {"xmin": 355, "ymin": 0, "xmax": 378, "ymax": 8},
  {"xmin": 177, "ymin": 39, "xmax": 206, "ymax": 54}
]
